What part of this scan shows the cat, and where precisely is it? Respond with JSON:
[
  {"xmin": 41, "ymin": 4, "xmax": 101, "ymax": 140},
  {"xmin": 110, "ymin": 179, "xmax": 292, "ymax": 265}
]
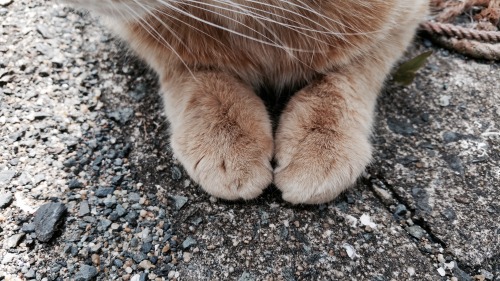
[{"xmin": 62, "ymin": 0, "xmax": 429, "ymax": 204}]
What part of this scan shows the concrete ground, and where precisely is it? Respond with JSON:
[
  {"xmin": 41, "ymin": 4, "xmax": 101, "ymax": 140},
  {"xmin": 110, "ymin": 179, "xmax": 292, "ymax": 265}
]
[{"xmin": 0, "ymin": 1, "xmax": 498, "ymax": 280}]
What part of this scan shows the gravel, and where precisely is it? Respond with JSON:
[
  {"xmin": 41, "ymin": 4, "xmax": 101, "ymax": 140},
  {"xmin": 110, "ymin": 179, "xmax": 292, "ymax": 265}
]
[{"xmin": 0, "ymin": 1, "xmax": 498, "ymax": 281}]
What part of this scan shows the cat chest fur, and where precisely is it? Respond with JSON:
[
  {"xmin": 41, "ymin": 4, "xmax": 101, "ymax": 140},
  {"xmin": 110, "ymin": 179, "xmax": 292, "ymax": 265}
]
[{"xmin": 111, "ymin": 0, "xmax": 395, "ymax": 89}]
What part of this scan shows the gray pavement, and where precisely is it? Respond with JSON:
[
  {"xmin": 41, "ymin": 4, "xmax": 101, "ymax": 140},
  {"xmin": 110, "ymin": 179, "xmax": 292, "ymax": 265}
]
[{"xmin": 0, "ymin": 1, "xmax": 498, "ymax": 280}]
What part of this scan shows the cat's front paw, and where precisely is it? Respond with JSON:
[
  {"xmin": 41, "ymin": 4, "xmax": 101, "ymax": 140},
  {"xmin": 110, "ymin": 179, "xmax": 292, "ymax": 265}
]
[
  {"xmin": 273, "ymin": 89, "xmax": 373, "ymax": 204},
  {"xmin": 168, "ymin": 74, "xmax": 274, "ymax": 200}
]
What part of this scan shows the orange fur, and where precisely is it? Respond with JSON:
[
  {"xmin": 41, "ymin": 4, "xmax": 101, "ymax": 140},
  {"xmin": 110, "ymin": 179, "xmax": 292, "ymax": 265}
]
[{"xmin": 65, "ymin": 0, "xmax": 429, "ymax": 203}]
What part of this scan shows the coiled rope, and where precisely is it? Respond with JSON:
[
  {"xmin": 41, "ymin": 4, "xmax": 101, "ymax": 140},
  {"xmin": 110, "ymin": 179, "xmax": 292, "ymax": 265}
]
[{"xmin": 420, "ymin": 0, "xmax": 500, "ymax": 60}]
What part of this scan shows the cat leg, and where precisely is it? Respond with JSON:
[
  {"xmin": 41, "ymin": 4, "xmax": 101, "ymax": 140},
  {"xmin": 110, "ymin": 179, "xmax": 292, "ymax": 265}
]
[
  {"xmin": 273, "ymin": 1, "xmax": 428, "ymax": 204},
  {"xmin": 160, "ymin": 71, "xmax": 273, "ymax": 200},
  {"xmin": 273, "ymin": 71, "xmax": 378, "ymax": 204}
]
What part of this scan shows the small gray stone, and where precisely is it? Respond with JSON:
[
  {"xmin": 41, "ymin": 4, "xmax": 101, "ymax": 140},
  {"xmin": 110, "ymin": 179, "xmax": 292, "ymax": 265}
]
[
  {"xmin": 238, "ymin": 272, "xmax": 255, "ymax": 281},
  {"xmin": 79, "ymin": 201, "xmax": 90, "ymax": 217},
  {"xmin": 107, "ymin": 108, "xmax": 134, "ymax": 124},
  {"xmin": 132, "ymin": 252, "xmax": 147, "ymax": 263},
  {"xmin": 182, "ymin": 236, "xmax": 197, "ymax": 249},
  {"xmin": 0, "ymin": 170, "xmax": 16, "ymax": 186},
  {"xmin": 95, "ymin": 187, "xmax": 114, "ymax": 197},
  {"xmin": 36, "ymin": 24, "xmax": 54, "ymax": 39},
  {"xmin": 406, "ymin": 225, "xmax": 425, "ymax": 239},
  {"xmin": 172, "ymin": 195, "xmax": 188, "ymax": 210},
  {"xmin": 68, "ymin": 179, "xmax": 84, "ymax": 189},
  {"xmin": 21, "ymin": 223, "xmax": 35, "ymax": 233},
  {"xmin": 115, "ymin": 204, "xmax": 126, "ymax": 217},
  {"xmin": 394, "ymin": 204, "xmax": 407, "ymax": 217},
  {"xmin": 74, "ymin": 264, "xmax": 97, "ymax": 281},
  {"xmin": 452, "ymin": 267, "xmax": 473, "ymax": 281},
  {"xmin": 5, "ymin": 233, "xmax": 25, "ymax": 249},
  {"xmin": 97, "ymin": 219, "xmax": 112, "ymax": 232},
  {"xmin": 128, "ymin": 192, "xmax": 141, "ymax": 203},
  {"xmin": 171, "ymin": 166, "xmax": 182, "ymax": 180},
  {"xmin": 387, "ymin": 117, "xmax": 415, "ymax": 136},
  {"xmin": 0, "ymin": 192, "xmax": 13, "ymax": 208},
  {"xmin": 260, "ymin": 210, "xmax": 269, "ymax": 226},
  {"xmin": 34, "ymin": 202, "xmax": 67, "ymax": 242},
  {"xmin": 25, "ymin": 269, "xmax": 36, "ymax": 279}
]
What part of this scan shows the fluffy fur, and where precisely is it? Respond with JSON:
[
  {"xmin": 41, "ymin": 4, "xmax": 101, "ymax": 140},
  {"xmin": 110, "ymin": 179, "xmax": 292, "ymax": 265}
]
[{"xmin": 64, "ymin": 0, "xmax": 429, "ymax": 204}]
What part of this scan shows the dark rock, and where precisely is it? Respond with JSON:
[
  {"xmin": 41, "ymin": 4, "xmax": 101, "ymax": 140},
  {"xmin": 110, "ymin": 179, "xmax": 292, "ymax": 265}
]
[
  {"xmin": 34, "ymin": 202, "xmax": 67, "ymax": 242},
  {"xmin": 111, "ymin": 175, "xmax": 123, "ymax": 186},
  {"xmin": 132, "ymin": 252, "xmax": 147, "ymax": 263},
  {"xmin": 411, "ymin": 187, "xmax": 432, "ymax": 215},
  {"xmin": 21, "ymin": 223, "xmax": 36, "ymax": 233},
  {"xmin": 141, "ymin": 242, "xmax": 153, "ymax": 253},
  {"xmin": 113, "ymin": 259, "xmax": 123, "ymax": 268},
  {"xmin": 282, "ymin": 267, "xmax": 296, "ymax": 281},
  {"xmin": 149, "ymin": 256, "xmax": 158, "ymax": 264},
  {"xmin": 441, "ymin": 207, "xmax": 457, "ymax": 221},
  {"xmin": 443, "ymin": 154, "xmax": 464, "ymax": 174},
  {"xmin": 394, "ymin": 204, "xmax": 407, "ymax": 218},
  {"xmin": 68, "ymin": 179, "xmax": 84, "ymax": 189},
  {"xmin": 443, "ymin": 131, "xmax": 459, "ymax": 143},
  {"xmin": 0, "ymin": 191, "xmax": 13, "ymax": 208},
  {"xmin": 130, "ymin": 237, "xmax": 139, "ymax": 248},
  {"xmin": 387, "ymin": 117, "xmax": 415, "ymax": 136},
  {"xmin": 74, "ymin": 265, "xmax": 97, "ymax": 281},
  {"xmin": 452, "ymin": 267, "xmax": 473, "ymax": 281},
  {"xmin": 95, "ymin": 187, "xmax": 114, "ymax": 197}
]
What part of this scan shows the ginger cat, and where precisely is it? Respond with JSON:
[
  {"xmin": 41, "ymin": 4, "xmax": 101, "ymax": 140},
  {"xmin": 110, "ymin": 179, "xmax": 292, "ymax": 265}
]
[{"xmin": 63, "ymin": 0, "xmax": 429, "ymax": 204}]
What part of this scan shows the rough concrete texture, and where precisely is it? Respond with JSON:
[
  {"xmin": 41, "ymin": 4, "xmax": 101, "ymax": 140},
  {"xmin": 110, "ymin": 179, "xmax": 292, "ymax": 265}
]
[{"xmin": 0, "ymin": 1, "xmax": 498, "ymax": 280}]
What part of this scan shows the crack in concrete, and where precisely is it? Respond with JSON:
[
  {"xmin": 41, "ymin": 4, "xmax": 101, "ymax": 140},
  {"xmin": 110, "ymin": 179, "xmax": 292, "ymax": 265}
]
[{"xmin": 364, "ymin": 172, "xmax": 478, "ymax": 279}]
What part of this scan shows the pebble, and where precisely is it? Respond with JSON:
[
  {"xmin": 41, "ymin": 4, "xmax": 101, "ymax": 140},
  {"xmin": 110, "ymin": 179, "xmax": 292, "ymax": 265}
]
[
  {"xmin": 480, "ymin": 270, "xmax": 493, "ymax": 280},
  {"xmin": 183, "ymin": 252, "xmax": 192, "ymax": 263},
  {"xmin": 406, "ymin": 225, "xmax": 425, "ymax": 239},
  {"xmin": 5, "ymin": 233, "xmax": 24, "ymax": 249},
  {"xmin": 453, "ymin": 267, "xmax": 473, "ymax": 281},
  {"xmin": 91, "ymin": 254, "xmax": 100, "ymax": 265},
  {"xmin": 172, "ymin": 195, "xmax": 188, "ymax": 210},
  {"xmin": 182, "ymin": 236, "xmax": 197, "ymax": 249},
  {"xmin": 95, "ymin": 187, "xmax": 114, "ymax": 197},
  {"xmin": 138, "ymin": 260, "xmax": 155, "ymax": 270},
  {"xmin": 79, "ymin": 201, "xmax": 90, "ymax": 217},
  {"xmin": 0, "ymin": 192, "xmax": 13, "ymax": 208},
  {"xmin": 238, "ymin": 272, "xmax": 255, "ymax": 281},
  {"xmin": 34, "ymin": 202, "xmax": 67, "ymax": 242},
  {"xmin": 74, "ymin": 265, "xmax": 98, "ymax": 281},
  {"xmin": 0, "ymin": 170, "xmax": 16, "ymax": 185},
  {"xmin": 68, "ymin": 179, "xmax": 84, "ymax": 189}
]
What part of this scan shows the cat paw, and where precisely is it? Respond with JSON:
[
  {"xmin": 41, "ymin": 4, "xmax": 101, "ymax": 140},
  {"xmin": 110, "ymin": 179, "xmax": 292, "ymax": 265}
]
[
  {"xmin": 273, "ymin": 91, "xmax": 373, "ymax": 204},
  {"xmin": 168, "ymin": 76, "xmax": 274, "ymax": 200}
]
